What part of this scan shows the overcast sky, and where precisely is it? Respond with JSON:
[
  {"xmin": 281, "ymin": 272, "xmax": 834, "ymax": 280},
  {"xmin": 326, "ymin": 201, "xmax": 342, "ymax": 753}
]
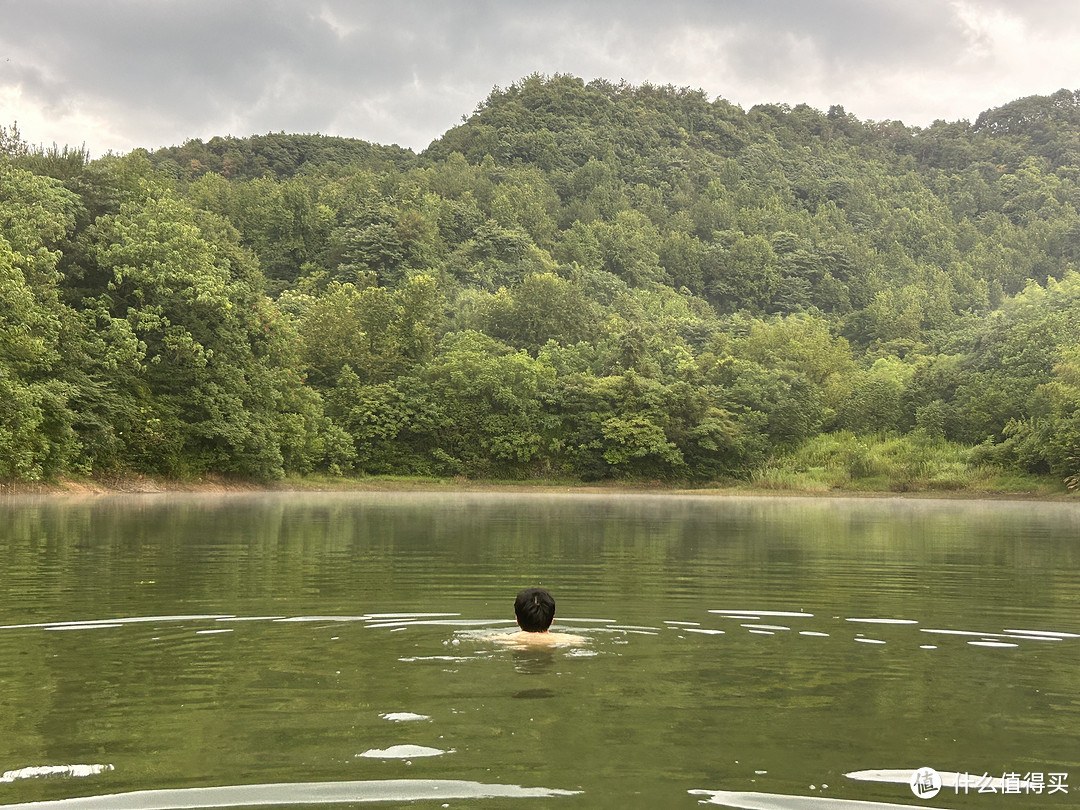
[{"xmin": 2, "ymin": 1, "xmax": 1078, "ymax": 157}]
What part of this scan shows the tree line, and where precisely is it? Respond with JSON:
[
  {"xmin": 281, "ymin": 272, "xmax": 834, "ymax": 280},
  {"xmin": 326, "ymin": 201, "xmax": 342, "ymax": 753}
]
[{"xmin": 2, "ymin": 75, "xmax": 1079, "ymax": 488}]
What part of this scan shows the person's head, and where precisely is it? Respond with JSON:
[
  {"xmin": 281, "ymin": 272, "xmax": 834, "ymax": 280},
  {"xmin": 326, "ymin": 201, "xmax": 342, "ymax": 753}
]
[{"xmin": 514, "ymin": 587, "xmax": 555, "ymax": 632}]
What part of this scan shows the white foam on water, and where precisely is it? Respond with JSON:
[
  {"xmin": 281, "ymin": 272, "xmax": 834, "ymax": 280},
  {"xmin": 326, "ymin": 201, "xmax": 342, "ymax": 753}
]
[
  {"xmin": 556, "ymin": 617, "xmax": 617, "ymax": 624},
  {"xmin": 1001, "ymin": 634, "xmax": 1063, "ymax": 641},
  {"xmin": 664, "ymin": 621, "xmax": 701, "ymax": 626},
  {"xmin": 854, "ymin": 638, "xmax": 886, "ymax": 644},
  {"xmin": 398, "ymin": 656, "xmax": 473, "ymax": 663},
  {"xmin": 968, "ymin": 640, "xmax": 1019, "ymax": 648},
  {"xmin": 0, "ymin": 779, "xmax": 580, "ymax": 808},
  {"xmin": 740, "ymin": 624, "xmax": 790, "ymax": 631},
  {"xmin": 799, "ymin": 631, "xmax": 830, "ymax": 637},
  {"xmin": 0, "ymin": 764, "xmax": 113, "ymax": 783},
  {"xmin": 380, "ymin": 712, "xmax": 431, "ymax": 722},
  {"xmin": 356, "ymin": 745, "xmax": 449, "ymax": 759},
  {"xmin": 710, "ymin": 610, "xmax": 813, "ymax": 618},
  {"xmin": 194, "ymin": 629, "xmax": 233, "ymax": 635},
  {"xmin": 747, "ymin": 630, "xmax": 774, "ymax": 635},
  {"xmin": 683, "ymin": 628, "xmax": 725, "ymax": 635},
  {"xmin": 846, "ymin": 618, "xmax": 918, "ymax": 625},
  {"xmin": 919, "ymin": 645, "xmax": 937, "ymax": 649}
]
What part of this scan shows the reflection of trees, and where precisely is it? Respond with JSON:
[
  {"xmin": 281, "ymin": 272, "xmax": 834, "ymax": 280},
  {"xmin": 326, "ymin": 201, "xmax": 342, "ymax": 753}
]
[
  {"xmin": 1, "ymin": 493, "xmax": 1078, "ymax": 794},
  {"xmin": 3, "ymin": 493, "xmax": 1078, "ymax": 617}
]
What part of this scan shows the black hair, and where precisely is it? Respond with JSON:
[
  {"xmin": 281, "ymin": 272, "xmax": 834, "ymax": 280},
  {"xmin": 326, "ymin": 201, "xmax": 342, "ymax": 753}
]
[{"xmin": 514, "ymin": 587, "xmax": 555, "ymax": 632}]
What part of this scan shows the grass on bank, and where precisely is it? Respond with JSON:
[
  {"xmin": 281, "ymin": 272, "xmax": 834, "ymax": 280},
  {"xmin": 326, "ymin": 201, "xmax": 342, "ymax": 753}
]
[
  {"xmin": 753, "ymin": 431, "xmax": 1067, "ymax": 495},
  {"xmin": 2, "ymin": 432, "xmax": 1071, "ymax": 497}
]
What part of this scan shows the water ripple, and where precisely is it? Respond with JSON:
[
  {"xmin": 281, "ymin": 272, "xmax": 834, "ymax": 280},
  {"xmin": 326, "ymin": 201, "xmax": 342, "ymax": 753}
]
[
  {"xmin": 0, "ymin": 779, "xmax": 580, "ymax": 809},
  {"xmin": 690, "ymin": 788, "xmax": 942, "ymax": 808},
  {"xmin": 0, "ymin": 765, "xmax": 113, "ymax": 783}
]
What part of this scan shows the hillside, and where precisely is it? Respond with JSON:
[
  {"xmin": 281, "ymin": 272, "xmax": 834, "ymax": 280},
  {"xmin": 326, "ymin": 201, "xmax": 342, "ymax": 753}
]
[{"xmin": 2, "ymin": 75, "xmax": 1079, "ymax": 489}]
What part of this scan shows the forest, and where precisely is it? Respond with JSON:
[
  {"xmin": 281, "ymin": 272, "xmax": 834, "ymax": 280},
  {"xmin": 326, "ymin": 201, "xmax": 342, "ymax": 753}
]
[{"xmin": 2, "ymin": 74, "xmax": 1080, "ymax": 491}]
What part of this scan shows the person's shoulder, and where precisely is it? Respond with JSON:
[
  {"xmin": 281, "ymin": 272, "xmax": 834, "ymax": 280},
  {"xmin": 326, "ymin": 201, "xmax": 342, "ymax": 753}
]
[
  {"xmin": 492, "ymin": 630, "xmax": 586, "ymax": 647},
  {"xmin": 543, "ymin": 631, "xmax": 586, "ymax": 645}
]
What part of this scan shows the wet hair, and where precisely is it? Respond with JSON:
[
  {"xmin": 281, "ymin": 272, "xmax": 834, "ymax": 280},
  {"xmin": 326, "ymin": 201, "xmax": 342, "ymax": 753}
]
[{"xmin": 514, "ymin": 587, "xmax": 556, "ymax": 632}]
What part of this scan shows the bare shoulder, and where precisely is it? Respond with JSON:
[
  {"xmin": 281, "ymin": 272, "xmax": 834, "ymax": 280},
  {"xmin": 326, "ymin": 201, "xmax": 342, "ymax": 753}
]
[
  {"xmin": 492, "ymin": 630, "xmax": 587, "ymax": 647},
  {"xmin": 541, "ymin": 631, "xmax": 587, "ymax": 645}
]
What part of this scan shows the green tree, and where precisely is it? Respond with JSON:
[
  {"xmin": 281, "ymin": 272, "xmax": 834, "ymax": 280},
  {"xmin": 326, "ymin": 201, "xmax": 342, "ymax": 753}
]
[
  {"xmin": 418, "ymin": 331, "xmax": 556, "ymax": 476},
  {"xmin": 88, "ymin": 188, "xmax": 321, "ymax": 478},
  {"xmin": 836, "ymin": 357, "xmax": 915, "ymax": 435},
  {"xmin": 0, "ymin": 159, "xmax": 82, "ymax": 479},
  {"xmin": 294, "ymin": 274, "xmax": 439, "ymax": 388},
  {"xmin": 473, "ymin": 272, "xmax": 597, "ymax": 352}
]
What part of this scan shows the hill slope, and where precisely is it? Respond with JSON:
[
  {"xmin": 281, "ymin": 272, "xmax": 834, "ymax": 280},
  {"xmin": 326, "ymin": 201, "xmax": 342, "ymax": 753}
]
[{"xmin": 2, "ymin": 77, "xmax": 1079, "ymax": 489}]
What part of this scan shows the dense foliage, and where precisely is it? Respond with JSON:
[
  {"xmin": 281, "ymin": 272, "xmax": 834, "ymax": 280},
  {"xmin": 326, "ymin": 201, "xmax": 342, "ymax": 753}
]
[{"xmin": 3, "ymin": 76, "xmax": 1080, "ymax": 487}]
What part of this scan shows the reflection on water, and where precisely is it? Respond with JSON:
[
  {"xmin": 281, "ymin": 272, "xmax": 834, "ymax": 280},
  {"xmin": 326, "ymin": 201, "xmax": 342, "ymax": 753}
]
[
  {"xmin": 513, "ymin": 688, "xmax": 557, "ymax": 700},
  {"xmin": 0, "ymin": 492, "xmax": 1078, "ymax": 808},
  {"xmin": 379, "ymin": 712, "xmax": 430, "ymax": 722},
  {"xmin": 846, "ymin": 769, "xmax": 1036, "ymax": 791},
  {"xmin": 0, "ymin": 779, "xmax": 581, "ymax": 809},
  {"xmin": 509, "ymin": 647, "xmax": 560, "ymax": 676},
  {"xmin": 0, "ymin": 766, "xmax": 113, "ymax": 784},
  {"xmin": 690, "ymin": 788, "xmax": 938, "ymax": 809},
  {"xmin": 355, "ymin": 744, "xmax": 449, "ymax": 758}
]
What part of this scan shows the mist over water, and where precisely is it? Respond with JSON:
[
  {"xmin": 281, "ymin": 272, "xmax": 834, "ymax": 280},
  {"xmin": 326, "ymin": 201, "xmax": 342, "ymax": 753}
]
[{"xmin": 0, "ymin": 492, "xmax": 1077, "ymax": 808}]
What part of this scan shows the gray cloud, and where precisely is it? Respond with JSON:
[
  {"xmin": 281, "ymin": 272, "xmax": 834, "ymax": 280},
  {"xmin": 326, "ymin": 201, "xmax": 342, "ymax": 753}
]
[{"xmin": 1, "ymin": 1, "xmax": 1078, "ymax": 156}]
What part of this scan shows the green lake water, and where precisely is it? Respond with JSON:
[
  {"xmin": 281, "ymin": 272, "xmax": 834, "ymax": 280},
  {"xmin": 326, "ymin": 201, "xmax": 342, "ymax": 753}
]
[{"xmin": 0, "ymin": 492, "xmax": 1077, "ymax": 809}]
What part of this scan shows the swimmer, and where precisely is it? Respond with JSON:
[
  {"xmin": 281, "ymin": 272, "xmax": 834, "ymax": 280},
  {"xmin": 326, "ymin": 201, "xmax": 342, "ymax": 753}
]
[{"xmin": 493, "ymin": 587, "xmax": 586, "ymax": 647}]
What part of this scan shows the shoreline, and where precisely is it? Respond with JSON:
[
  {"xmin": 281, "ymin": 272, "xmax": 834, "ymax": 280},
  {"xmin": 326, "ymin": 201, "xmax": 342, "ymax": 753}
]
[{"xmin": 1, "ymin": 474, "xmax": 1074, "ymax": 502}]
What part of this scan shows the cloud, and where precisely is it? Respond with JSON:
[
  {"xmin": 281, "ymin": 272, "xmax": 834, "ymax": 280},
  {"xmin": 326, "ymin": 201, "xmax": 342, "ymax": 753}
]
[{"xmin": 1, "ymin": 1, "xmax": 1077, "ymax": 157}]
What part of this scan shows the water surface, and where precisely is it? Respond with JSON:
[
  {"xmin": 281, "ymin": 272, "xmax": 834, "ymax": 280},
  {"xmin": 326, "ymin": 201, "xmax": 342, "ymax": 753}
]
[{"xmin": 0, "ymin": 492, "xmax": 1077, "ymax": 808}]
